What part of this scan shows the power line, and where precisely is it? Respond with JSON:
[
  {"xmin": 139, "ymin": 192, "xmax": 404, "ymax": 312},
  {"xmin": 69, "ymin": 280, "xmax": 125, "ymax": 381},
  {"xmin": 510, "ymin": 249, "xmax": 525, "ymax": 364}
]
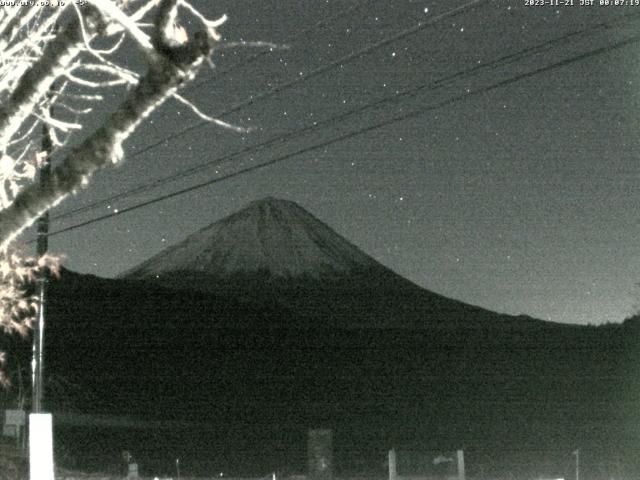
[
  {"xmin": 38, "ymin": 32, "xmax": 640, "ymax": 241},
  {"xmin": 50, "ymin": 0, "xmax": 489, "ymax": 221},
  {"xmin": 47, "ymin": 33, "xmax": 640, "ymax": 237},
  {"xmin": 119, "ymin": 0, "xmax": 490, "ymax": 160},
  {"xmin": 184, "ymin": 0, "xmax": 373, "ymax": 92},
  {"xmin": 51, "ymin": 12, "xmax": 640, "ymax": 224}
]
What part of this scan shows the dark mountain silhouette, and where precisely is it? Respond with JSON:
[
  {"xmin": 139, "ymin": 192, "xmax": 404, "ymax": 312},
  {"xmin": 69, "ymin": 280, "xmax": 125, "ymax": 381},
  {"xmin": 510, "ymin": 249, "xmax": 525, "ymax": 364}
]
[
  {"xmin": 122, "ymin": 197, "xmax": 552, "ymax": 330},
  {"xmin": 8, "ymin": 198, "xmax": 637, "ymax": 477}
]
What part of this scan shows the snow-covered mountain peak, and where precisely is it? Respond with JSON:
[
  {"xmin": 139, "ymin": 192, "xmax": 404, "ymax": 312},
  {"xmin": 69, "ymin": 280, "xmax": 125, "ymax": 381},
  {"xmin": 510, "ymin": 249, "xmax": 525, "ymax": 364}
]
[{"xmin": 124, "ymin": 197, "xmax": 382, "ymax": 279}]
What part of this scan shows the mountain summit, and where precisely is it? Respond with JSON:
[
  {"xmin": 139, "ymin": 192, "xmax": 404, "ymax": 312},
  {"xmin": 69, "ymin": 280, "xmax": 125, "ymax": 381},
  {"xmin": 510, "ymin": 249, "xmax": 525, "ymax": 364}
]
[
  {"xmin": 124, "ymin": 197, "xmax": 382, "ymax": 280},
  {"xmin": 123, "ymin": 197, "xmax": 553, "ymax": 329}
]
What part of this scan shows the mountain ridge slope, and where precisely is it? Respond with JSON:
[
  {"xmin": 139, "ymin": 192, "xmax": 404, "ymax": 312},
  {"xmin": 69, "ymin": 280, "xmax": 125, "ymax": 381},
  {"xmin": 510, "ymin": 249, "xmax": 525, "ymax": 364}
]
[{"xmin": 121, "ymin": 197, "xmax": 558, "ymax": 330}]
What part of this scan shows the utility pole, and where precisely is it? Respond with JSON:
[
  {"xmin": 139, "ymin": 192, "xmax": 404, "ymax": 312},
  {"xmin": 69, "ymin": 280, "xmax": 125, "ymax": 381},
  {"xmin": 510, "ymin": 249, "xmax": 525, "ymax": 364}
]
[
  {"xmin": 29, "ymin": 101, "xmax": 54, "ymax": 480},
  {"xmin": 573, "ymin": 448, "xmax": 580, "ymax": 480},
  {"xmin": 32, "ymin": 107, "xmax": 51, "ymax": 413}
]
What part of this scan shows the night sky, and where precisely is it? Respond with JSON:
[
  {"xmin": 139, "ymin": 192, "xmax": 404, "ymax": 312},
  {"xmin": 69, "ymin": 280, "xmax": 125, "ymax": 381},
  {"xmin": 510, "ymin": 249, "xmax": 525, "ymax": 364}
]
[{"xmin": 28, "ymin": 0, "xmax": 640, "ymax": 325}]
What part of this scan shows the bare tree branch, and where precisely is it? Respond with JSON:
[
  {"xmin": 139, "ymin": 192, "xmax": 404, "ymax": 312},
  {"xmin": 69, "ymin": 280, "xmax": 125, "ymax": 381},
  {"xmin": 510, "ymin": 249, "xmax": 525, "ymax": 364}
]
[
  {"xmin": 0, "ymin": 0, "xmax": 238, "ymax": 350},
  {"xmin": 0, "ymin": 1, "xmax": 217, "ymax": 249},
  {"xmin": 0, "ymin": 7, "xmax": 106, "ymax": 153}
]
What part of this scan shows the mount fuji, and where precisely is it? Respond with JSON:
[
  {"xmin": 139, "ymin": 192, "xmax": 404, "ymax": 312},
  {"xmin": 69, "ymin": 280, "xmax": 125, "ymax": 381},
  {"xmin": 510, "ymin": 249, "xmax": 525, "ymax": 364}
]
[
  {"xmin": 123, "ymin": 197, "xmax": 380, "ymax": 280},
  {"xmin": 122, "ymin": 197, "xmax": 544, "ymax": 330}
]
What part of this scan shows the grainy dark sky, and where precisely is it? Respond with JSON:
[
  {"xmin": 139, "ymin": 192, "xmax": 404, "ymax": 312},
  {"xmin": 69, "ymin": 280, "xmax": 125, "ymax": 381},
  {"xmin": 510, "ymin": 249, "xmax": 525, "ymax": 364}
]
[{"xmin": 33, "ymin": 0, "xmax": 640, "ymax": 325}]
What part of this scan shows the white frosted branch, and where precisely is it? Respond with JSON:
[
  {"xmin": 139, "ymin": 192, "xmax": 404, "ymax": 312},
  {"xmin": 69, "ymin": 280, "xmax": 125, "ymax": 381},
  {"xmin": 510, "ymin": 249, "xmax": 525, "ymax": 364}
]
[
  {"xmin": 64, "ymin": 70, "xmax": 129, "ymax": 88},
  {"xmin": 7, "ymin": 120, "xmax": 39, "ymax": 147},
  {"xmin": 5, "ymin": 5, "xmax": 67, "ymax": 58},
  {"xmin": 13, "ymin": 141, "xmax": 32, "ymax": 164},
  {"xmin": 0, "ymin": 9, "xmax": 104, "ymax": 153},
  {"xmin": 0, "ymin": 9, "xmax": 18, "ymax": 38},
  {"xmin": 0, "ymin": 17, "xmax": 215, "ymax": 248},
  {"xmin": 79, "ymin": 62, "xmax": 139, "ymax": 84},
  {"xmin": 56, "ymin": 103, "xmax": 94, "ymax": 116},
  {"xmin": 131, "ymin": 0, "xmax": 160, "ymax": 22},
  {"xmin": 0, "ymin": 64, "xmax": 28, "ymax": 93},
  {"xmin": 72, "ymin": 3, "xmax": 142, "ymax": 88},
  {"xmin": 178, "ymin": 0, "xmax": 226, "ymax": 41},
  {"xmin": 219, "ymin": 40, "xmax": 288, "ymax": 51},
  {"xmin": 172, "ymin": 92, "xmax": 249, "ymax": 133},
  {"xmin": 33, "ymin": 112, "xmax": 82, "ymax": 132},
  {"xmin": 56, "ymin": 92, "xmax": 104, "ymax": 101},
  {"xmin": 155, "ymin": 0, "xmax": 180, "ymax": 46},
  {"xmin": 47, "ymin": 125, "xmax": 66, "ymax": 148},
  {"xmin": 3, "ymin": 11, "xmax": 39, "ymax": 51},
  {"xmin": 86, "ymin": 0, "xmax": 154, "ymax": 51},
  {"xmin": 0, "ymin": 6, "xmax": 38, "ymax": 47},
  {"xmin": 96, "ymin": 32, "xmax": 126, "ymax": 54}
]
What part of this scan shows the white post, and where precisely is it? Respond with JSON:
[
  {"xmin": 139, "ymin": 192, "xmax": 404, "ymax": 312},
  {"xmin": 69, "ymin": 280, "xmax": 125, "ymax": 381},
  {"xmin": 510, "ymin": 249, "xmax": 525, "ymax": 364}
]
[
  {"xmin": 128, "ymin": 463, "xmax": 139, "ymax": 478},
  {"xmin": 456, "ymin": 450, "xmax": 465, "ymax": 480},
  {"xmin": 29, "ymin": 413, "xmax": 54, "ymax": 480},
  {"xmin": 388, "ymin": 449, "xmax": 397, "ymax": 480}
]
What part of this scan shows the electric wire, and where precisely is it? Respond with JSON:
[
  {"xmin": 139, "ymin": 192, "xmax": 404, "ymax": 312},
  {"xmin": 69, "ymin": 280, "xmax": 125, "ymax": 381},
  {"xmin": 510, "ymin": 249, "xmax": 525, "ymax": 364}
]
[
  {"xmin": 50, "ymin": 8, "xmax": 635, "ymax": 224},
  {"xmin": 48, "ymin": 1, "xmax": 490, "ymax": 222},
  {"xmin": 183, "ymin": 0, "xmax": 373, "ymax": 93},
  {"xmin": 114, "ymin": 0, "xmax": 490, "ymax": 163},
  {"xmin": 36, "ymin": 32, "xmax": 640, "ymax": 241}
]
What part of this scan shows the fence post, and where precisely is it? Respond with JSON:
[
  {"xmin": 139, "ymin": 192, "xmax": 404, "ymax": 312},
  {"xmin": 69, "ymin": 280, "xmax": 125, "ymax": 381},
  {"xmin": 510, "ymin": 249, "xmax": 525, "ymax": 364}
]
[
  {"xmin": 388, "ymin": 449, "xmax": 397, "ymax": 480},
  {"xmin": 456, "ymin": 450, "xmax": 465, "ymax": 480},
  {"xmin": 308, "ymin": 429, "xmax": 333, "ymax": 480},
  {"xmin": 29, "ymin": 414, "xmax": 54, "ymax": 480}
]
